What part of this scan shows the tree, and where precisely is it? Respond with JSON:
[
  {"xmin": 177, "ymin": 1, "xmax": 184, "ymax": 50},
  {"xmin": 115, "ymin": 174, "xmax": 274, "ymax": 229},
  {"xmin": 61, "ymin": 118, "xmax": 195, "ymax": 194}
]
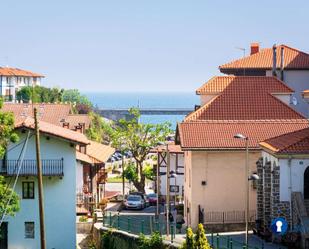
[
  {"xmin": 105, "ymin": 108, "xmax": 171, "ymax": 193},
  {"xmin": 86, "ymin": 112, "xmax": 110, "ymax": 143},
  {"xmin": 194, "ymin": 224, "xmax": 211, "ymax": 249},
  {"xmin": 62, "ymin": 89, "xmax": 92, "ymax": 107},
  {"xmin": 0, "ymin": 97, "xmax": 20, "ymax": 218},
  {"xmin": 16, "ymin": 86, "xmax": 63, "ymax": 103}
]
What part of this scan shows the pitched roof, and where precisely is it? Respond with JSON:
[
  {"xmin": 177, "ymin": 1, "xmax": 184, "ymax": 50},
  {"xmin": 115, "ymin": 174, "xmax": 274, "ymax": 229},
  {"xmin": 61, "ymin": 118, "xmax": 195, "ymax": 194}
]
[
  {"xmin": 65, "ymin": 114, "xmax": 91, "ymax": 130},
  {"xmin": 177, "ymin": 120, "xmax": 309, "ymax": 150},
  {"xmin": 15, "ymin": 117, "xmax": 89, "ymax": 145},
  {"xmin": 86, "ymin": 140, "xmax": 115, "ymax": 163},
  {"xmin": 219, "ymin": 45, "xmax": 309, "ymax": 71},
  {"xmin": 151, "ymin": 142, "xmax": 183, "ymax": 154},
  {"xmin": 186, "ymin": 76, "xmax": 302, "ymax": 121},
  {"xmin": 260, "ymin": 127, "xmax": 309, "ymax": 154},
  {"xmin": 76, "ymin": 151, "xmax": 93, "ymax": 164},
  {"xmin": 3, "ymin": 103, "xmax": 72, "ymax": 126},
  {"xmin": 0, "ymin": 67, "xmax": 44, "ymax": 77}
]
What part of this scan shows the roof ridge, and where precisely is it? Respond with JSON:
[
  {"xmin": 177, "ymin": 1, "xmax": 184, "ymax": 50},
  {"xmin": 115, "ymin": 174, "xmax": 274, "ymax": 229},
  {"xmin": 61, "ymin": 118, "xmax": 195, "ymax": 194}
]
[
  {"xmin": 280, "ymin": 44, "xmax": 309, "ymax": 56},
  {"xmin": 182, "ymin": 119, "xmax": 309, "ymax": 124}
]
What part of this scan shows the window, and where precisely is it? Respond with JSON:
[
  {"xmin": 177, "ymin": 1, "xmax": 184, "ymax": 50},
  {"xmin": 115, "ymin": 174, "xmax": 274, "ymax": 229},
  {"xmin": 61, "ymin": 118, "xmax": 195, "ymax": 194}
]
[
  {"xmin": 170, "ymin": 185, "xmax": 179, "ymax": 193},
  {"xmin": 25, "ymin": 222, "xmax": 35, "ymax": 239},
  {"xmin": 22, "ymin": 182, "xmax": 34, "ymax": 199}
]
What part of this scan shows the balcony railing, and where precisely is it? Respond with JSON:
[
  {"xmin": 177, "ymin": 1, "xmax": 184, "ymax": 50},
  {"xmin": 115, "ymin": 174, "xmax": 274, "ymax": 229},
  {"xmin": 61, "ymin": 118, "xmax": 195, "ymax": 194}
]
[{"xmin": 0, "ymin": 159, "xmax": 64, "ymax": 176}]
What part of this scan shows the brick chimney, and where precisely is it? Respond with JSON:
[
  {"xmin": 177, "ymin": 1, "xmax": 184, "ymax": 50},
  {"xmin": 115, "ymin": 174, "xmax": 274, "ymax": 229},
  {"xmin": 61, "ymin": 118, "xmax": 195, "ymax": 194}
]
[
  {"xmin": 62, "ymin": 122, "xmax": 70, "ymax": 129},
  {"xmin": 250, "ymin": 43, "xmax": 259, "ymax": 55}
]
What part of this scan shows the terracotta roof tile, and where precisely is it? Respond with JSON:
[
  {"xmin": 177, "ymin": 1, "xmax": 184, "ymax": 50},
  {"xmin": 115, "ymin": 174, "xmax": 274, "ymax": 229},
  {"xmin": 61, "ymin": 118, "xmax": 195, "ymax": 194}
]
[
  {"xmin": 178, "ymin": 120, "xmax": 309, "ymax": 149},
  {"xmin": 260, "ymin": 127, "xmax": 309, "ymax": 154},
  {"xmin": 3, "ymin": 103, "xmax": 72, "ymax": 126},
  {"xmin": 66, "ymin": 114, "xmax": 91, "ymax": 130},
  {"xmin": 86, "ymin": 141, "xmax": 115, "ymax": 163},
  {"xmin": 0, "ymin": 67, "xmax": 44, "ymax": 77},
  {"xmin": 151, "ymin": 142, "xmax": 183, "ymax": 154},
  {"xmin": 15, "ymin": 117, "xmax": 89, "ymax": 145},
  {"xmin": 219, "ymin": 45, "xmax": 309, "ymax": 71},
  {"xmin": 186, "ymin": 76, "xmax": 302, "ymax": 121}
]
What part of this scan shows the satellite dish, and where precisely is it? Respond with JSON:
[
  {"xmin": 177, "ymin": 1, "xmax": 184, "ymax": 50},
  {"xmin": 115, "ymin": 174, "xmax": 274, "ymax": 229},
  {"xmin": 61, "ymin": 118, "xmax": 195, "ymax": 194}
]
[{"xmin": 292, "ymin": 97, "xmax": 298, "ymax": 106}]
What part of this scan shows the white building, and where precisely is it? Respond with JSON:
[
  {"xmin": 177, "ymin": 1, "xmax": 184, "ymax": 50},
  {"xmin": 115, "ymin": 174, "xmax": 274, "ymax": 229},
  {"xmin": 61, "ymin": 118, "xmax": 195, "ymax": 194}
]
[
  {"xmin": 154, "ymin": 143, "xmax": 184, "ymax": 201},
  {"xmin": 0, "ymin": 67, "xmax": 44, "ymax": 102},
  {"xmin": 0, "ymin": 117, "xmax": 88, "ymax": 249},
  {"xmin": 258, "ymin": 127, "xmax": 309, "ymax": 247}
]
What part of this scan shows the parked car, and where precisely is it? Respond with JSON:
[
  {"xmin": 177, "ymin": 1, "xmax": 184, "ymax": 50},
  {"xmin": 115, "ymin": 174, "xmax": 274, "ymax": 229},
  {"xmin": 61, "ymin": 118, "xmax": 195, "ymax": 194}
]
[
  {"xmin": 129, "ymin": 192, "xmax": 149, "ymax": 207},
  {"xmin": 124, "ymin": 195, "xmax": 145, "ymax": 210},
  {"xmin": 147, "ymin": 193, "xmax": 158, "ymax": 206}
]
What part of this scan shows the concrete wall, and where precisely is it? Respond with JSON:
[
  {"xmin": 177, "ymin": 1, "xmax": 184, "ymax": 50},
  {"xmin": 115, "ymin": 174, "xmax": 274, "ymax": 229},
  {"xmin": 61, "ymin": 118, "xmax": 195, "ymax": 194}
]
[
  {"xmin": 184, "ymin": 150, "xmax": 260, "ymax": 228},
  {"xmin": 4, "ymin": 131, "xmax": 77, "ymax": 249},
  {"xmin": 266, "ymin": 70, "xmax": 309, "ymax": 117}
]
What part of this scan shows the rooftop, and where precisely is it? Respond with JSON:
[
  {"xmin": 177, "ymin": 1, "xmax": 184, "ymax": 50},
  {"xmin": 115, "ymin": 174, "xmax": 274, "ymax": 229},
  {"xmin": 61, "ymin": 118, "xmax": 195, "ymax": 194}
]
[
  {"xmin": 0, "ymin": 67, "xmax": 44, "ymax": 77},
  {"xmin": 219, "ymin": 44, "xmax": 309, "ymax": 72}
]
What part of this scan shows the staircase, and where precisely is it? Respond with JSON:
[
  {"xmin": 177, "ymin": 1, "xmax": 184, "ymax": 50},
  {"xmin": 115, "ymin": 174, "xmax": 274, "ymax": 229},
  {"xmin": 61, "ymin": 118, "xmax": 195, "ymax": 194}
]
[{"xmin": 292, "ymin": 192, "xmax": 309, "ymax": 248}]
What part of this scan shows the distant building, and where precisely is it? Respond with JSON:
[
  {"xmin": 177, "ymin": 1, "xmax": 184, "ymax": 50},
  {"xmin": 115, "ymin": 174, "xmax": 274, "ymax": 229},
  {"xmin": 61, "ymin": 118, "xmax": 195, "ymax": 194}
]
[
  {"xmin": 258, "ymin": 128, "xmax": 309, "ymax": 247},
  {"xmin": 0, "ymin": 67, "xmax": 44, "ymax": 102},
  {"xmin": 0, "ymin": 117, "xmax": 88, "ymax": 249},
  {"xmin": 219, "ymin": 43, "xmax": 309, "ymax": 116},
  {"xmin": 152, "ymin": 143, "xmax": 184, "ymax": 202}
]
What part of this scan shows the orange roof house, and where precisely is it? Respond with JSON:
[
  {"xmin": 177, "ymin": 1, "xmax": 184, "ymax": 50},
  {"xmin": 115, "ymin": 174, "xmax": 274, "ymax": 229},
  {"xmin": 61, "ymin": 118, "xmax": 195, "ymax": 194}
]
[
  {"xmin": 219, "ymin": 44, "xmax": 309, "ymax": 74},
  {"xmin": 0, "ymin": 67, "xmax": 44, "ymax": 77}
]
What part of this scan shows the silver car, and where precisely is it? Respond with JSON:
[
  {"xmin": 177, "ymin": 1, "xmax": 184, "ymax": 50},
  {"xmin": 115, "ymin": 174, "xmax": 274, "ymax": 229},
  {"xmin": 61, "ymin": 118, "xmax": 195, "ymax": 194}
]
[{"xmin": 124, "ymin": 195, "xmax": 145, "ymax": 210}]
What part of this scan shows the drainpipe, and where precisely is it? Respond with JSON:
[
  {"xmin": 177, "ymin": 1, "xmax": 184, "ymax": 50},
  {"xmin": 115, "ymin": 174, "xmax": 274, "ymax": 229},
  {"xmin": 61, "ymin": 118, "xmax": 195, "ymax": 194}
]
[
  {"xmin": 288, "ymin": 156, "xmax": 293, "ymax": 228},
  {"xmin": 272, "ymin": 44, "xmax": 277, "ymax": 77},
  {"xmin": 280, "ymin": 46, "xmax": 284, "ymax": 81}
]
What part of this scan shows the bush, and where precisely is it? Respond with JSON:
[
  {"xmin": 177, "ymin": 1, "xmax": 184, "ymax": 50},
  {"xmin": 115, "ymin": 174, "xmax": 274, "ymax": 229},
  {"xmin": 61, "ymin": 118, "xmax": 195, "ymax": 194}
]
[
  {"xmin": 79, "ymin": 216, "xmax": 88, "ymax": 222},
  {"xmin": 181, "ymin": 225, "xmax": 211, "ymax": 249},
  {"xmin": 138, "ymin": 232, "xmax": 164, "ymax": 249}
]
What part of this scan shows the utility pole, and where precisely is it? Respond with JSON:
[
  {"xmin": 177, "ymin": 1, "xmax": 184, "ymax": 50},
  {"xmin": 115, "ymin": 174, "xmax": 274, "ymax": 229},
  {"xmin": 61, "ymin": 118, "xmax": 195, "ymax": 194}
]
[
  {"xmin": 166, "ymin": 144, "xmax": 170, "ymax": 237},
  {"xmin": 122, "ymin": 152, "xmax": 125, "ymax": 197},
  {"xmin": 156, "ymin": 153, "xmax": 160, "ymax": 216},
  {"xmin": 34, "ymin": 107, "xmax": 46, "ymax": 249}
]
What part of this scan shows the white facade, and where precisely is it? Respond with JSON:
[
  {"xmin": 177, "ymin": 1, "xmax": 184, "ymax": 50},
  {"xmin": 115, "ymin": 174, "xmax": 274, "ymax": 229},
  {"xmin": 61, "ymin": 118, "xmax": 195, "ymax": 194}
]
[
  {"xmin": 159, "ymin": 153, "xmax": 184, "ymax": 198},
  {"xmin": 0, "ymin": 75, "xmax": 42, "ymax": 101},
  {"xmin": 266, "ymin": 70, "xmax": 309, "ymax": 117},
  {"xmin": 262, "ymin": 151, "xmax": 309, "ymax": 203},
  {"xmin": 2, "ymin": 131, "xmax": 76, "ymax": 249}
]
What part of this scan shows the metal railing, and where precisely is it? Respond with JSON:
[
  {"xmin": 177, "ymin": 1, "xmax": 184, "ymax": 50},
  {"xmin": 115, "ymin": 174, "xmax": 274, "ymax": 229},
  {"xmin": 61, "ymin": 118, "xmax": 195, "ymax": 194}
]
[
  {"xmin": 204, "ymin": 210, "xmax": 256, "ymax": 224},
  {"xmin": 0, "ymin": 159, "xmax": 64, "ymax": 176}
]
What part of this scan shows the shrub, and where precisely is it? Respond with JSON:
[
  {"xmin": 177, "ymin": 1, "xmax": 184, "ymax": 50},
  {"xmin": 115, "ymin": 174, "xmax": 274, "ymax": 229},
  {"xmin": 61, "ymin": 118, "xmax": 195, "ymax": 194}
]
[
  {"xmin": 79, "ymin": 216, "xmax": 88, "ymax": 222},
  {"xmin": 181, "ymin": 225, "xmax": 211, "ymax": 249},
  {"xmin": 138, "ymin": 232, "xmax": 164, "ymax": 249}
]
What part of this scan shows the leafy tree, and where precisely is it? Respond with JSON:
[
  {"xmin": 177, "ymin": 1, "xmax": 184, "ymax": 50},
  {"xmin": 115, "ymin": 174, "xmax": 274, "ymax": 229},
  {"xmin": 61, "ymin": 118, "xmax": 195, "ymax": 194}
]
[
  {"xmin": 16, "ymin": 86, "xmax": 63, "ymax": 103},
  {"xmin": 194, "ymin": 224, "xmax": 210, "ymax": 249},
  {"xmin": 104, "ymin": 108, "xmax": 171, "ymax": 193},
  {"xmin": 62, "ymin": 89, "xmax": 92, "ymax": 107},
  {"xmin": 86, "ymin": 112, "xmax": 111, "ymax": 143},
  {"xmin": 0, "ymin": 97, "xmax": 20, "ymax": 218}
]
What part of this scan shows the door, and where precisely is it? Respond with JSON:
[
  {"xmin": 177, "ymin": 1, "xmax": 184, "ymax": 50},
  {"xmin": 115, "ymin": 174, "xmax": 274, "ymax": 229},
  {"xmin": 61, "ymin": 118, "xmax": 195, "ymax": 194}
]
[
  {"xmin": 304, "ymin": 167, "xmax": 309, "ymax": 199},
  {"xmin": 0, "ymin": 222, "xmax": 8, "ymax": 249}
]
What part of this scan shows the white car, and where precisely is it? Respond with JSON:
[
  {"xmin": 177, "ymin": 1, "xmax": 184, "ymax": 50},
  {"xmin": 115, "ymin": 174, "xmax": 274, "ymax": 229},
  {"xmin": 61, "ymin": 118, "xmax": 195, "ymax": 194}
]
[{"xmin": 124, "ymin": 195, "xmax": 145, "ymax": 210}]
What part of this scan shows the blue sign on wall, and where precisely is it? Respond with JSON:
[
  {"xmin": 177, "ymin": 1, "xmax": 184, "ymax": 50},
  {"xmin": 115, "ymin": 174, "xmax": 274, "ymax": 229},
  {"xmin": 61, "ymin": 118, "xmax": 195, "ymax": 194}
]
[{"xmin": 270, "ymin": 217, "xmax": 288, "ymax": 235}]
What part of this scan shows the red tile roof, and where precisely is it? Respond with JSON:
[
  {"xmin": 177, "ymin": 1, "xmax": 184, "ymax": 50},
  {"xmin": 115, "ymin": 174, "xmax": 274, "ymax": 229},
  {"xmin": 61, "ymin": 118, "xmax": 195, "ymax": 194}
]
[
  {"xmin": 86, "ymin": 140, "xmax": 115, "ymax": 163},
  {"xmin": 15, "ymin": 117, "xmax": 89, "ymax": 145},
  {"xmin": 177, "ymin": 120, "xmax": 309, "ymax": 150},
  {"xmin": 151, "ymin": 142, "xmax": 183, "ymax": 154},
  {"xmin": 260, "ymin": 127, "xmax": 309, "ymax": 154},
  {"xmin": 219, "ymin": 45, "xmax": 309, "ymax": 71},
  {"xmin": 196, "ymin": 76, "xmax": 293, "ymax": 95},
  {"xmin": 66, "ymin": 114, "xmax": 91, "ymax": 130},
  {"xmin": 3, "ymin": 103, "xmax": 72, "ymax": 126},
  {"xmin": 186, "ymin": 76, "xmax": 302, "ymax": 121},
  {"xmin": 0, "ymin": 67, "xmax": 44, "ymax": 77}
]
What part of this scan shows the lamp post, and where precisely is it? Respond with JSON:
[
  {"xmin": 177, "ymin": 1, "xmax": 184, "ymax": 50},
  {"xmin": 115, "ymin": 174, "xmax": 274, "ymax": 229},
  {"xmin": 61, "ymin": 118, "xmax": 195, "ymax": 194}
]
[{"xmin": 234, "ymin": 133, "xmax": 249, "ymax": 246}]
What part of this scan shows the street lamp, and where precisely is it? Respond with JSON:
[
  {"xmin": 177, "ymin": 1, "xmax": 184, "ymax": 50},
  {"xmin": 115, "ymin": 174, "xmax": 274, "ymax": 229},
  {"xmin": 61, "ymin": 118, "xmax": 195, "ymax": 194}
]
[{"xmin": 234, "ymin": 133, "xmax": 250, "ymax": 246}]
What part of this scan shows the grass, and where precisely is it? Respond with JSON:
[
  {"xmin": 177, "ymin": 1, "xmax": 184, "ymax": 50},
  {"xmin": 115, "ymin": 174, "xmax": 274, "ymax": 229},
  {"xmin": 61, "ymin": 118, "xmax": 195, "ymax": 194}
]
[{"xmin": 107, "ymin": 176, "xmax": 129, "ymax": 183}]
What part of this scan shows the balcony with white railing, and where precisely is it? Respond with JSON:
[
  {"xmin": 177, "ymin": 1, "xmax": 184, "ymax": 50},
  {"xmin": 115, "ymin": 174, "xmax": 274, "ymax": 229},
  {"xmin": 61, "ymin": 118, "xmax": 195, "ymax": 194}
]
[{"xmin": 0, "ymin": 159, "xmax": 64, "ymax": 176}]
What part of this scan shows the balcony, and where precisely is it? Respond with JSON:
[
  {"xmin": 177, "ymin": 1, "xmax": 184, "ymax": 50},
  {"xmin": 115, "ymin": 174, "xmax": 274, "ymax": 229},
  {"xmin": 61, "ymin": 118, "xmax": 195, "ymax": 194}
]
[{"xmin": 0, "ymin": 159, "xmax": 64, "ymax": 176}]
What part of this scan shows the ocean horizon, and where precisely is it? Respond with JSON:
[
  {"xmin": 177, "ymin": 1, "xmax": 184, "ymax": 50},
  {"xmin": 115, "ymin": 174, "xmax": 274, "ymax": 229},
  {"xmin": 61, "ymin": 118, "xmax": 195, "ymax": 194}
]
[{"xmin": 84, "ymin": 92, "xmax": 199, "ymax": 129}]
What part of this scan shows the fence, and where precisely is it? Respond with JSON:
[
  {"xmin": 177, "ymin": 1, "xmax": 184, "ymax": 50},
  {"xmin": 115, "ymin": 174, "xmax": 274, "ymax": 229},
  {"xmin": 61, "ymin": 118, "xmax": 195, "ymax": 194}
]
[
  {"xmin": 209, "ymin": 234, "xmax": 266, "ymax": 249},
  {"xmin": 204, "ymin": 210, "xmax": 256, "ymax": 224}
]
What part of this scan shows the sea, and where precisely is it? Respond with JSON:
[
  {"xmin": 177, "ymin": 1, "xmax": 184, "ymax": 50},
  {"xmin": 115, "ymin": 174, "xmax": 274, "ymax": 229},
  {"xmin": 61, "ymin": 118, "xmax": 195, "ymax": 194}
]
[{"xmin": 84, "ymin": 92, "xmax": 199, "ymax": 130}]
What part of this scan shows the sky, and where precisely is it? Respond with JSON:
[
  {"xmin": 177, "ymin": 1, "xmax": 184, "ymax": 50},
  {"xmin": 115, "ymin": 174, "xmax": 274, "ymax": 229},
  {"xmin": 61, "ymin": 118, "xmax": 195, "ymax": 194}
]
[{"xmin": 1, "ymin": 0, "xmax": 309, "ymax": 93}]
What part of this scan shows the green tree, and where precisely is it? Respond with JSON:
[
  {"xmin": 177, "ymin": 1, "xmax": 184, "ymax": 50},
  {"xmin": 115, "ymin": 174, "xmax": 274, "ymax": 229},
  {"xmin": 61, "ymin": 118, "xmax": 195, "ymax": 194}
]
[
  {"xmin": 105, "ymin": 108, "xmax": 171, "ymax": 193},
  {"xmin": 16, "ymin": 86, "xmax": 63, "ymax": 103},
  {"xmin": 86, "ymin": 112, "xmax": 110, "ymax": 143},
  {"xmin": 194, "ymin": 224, "xmax": 210, "ymax": 249},
  {"xmin": 62, "ymin": 89, "xmax": 92, "ymax": 107},
  {"xmin": 0, "ymin": 97, "xmax": 20, "ymax": 218}
]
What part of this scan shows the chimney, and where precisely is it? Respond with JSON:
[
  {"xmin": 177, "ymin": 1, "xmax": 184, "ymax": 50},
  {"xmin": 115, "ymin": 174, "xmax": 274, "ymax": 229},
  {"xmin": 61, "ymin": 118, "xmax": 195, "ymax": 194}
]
[
  {"xmin": 272, "ymin": 44, "xmax": 277, "ymax": 77},
  {"xmin": 75, "ymin": 125, "xmax": 83, "ymax": 133},
  {"xmin": 280, "ymin": 46, "xmax": 284, "ymax": 81},
  {"xmin": 62, "ymin": 122, "xmax": 70, "ymax": 129},
  {"xmin": 250, "ymin": 43, "xmax": 259, "ymax": 55}
]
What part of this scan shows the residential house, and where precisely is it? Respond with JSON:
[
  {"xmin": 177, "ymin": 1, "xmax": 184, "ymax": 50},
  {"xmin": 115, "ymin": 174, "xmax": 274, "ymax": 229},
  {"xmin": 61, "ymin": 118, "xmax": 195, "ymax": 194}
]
[
  {"xmin": 0, "ymin": 67, "xmax": 44, "ymax": 102},
  {"xmin": 219, "ymin": 43, "xmax": 309, "ymax": 116},
  {"xmin": 0, "ymin": 117, "xmax": 88, "ymax": 249},
  {"xmin": 176, "ymin": 76, "xmax": 309, "ymax": 229},
  {"xmin": 258, "ymin": 127, "xmax": 309, "ymax": 246},
  {"xmin": 76, "ymin": 140, "xmax": 115, "ymax": 214},
  {"xmin": 153, "ymin": 143, "xmax": 184, "ymax": 202}
]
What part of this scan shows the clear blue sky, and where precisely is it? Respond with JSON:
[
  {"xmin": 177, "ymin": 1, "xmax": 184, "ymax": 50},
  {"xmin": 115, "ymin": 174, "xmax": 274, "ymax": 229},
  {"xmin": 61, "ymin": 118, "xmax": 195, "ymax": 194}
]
[{"xmin": 1, "ymin": 0, "xmax": 309, "ymax": 93}]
